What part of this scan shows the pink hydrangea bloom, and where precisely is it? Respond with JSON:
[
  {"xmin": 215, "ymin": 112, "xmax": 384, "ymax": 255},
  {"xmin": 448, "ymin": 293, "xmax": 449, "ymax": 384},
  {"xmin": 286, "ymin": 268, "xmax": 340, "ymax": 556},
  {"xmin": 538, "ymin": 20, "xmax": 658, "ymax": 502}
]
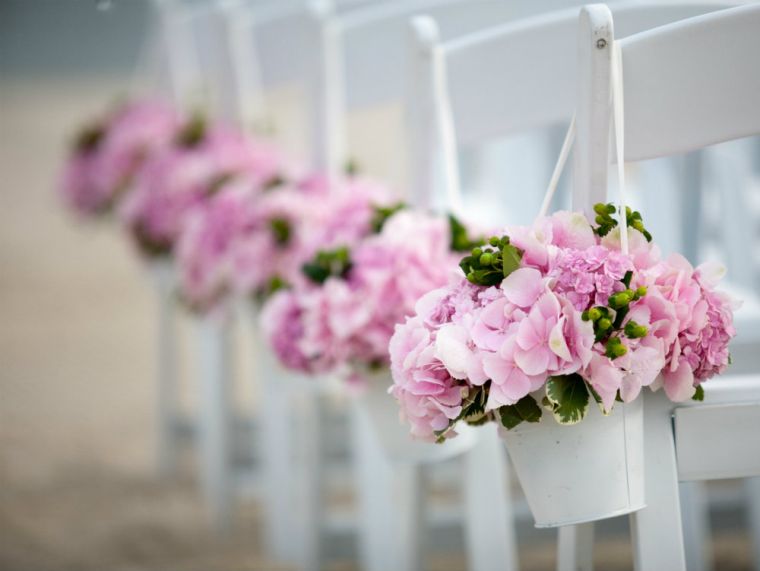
[
  {"xmin": 176, "ymin": 177, "xmax": 259, "ymax": 313},
  {"xmin": 262, "ymin": 210, "xmax": 461, "ymax": 382},
  {"xmin": 177, "ymin": 173, "xmax": 394, "ymax": 314},
  {"xmin": 646, "ymin": 255, "xmax": 737, "ymax": 401},
  {"xmin": 550, "ymin": 245, "xmax": 632, "ymax": 310},
  {"xmin": 120, "ymin": 119, "xmax": 284, "ymax": 257},
  {"xmin": 59, "ymin": 100, "xmax": 182, "ymax": 217},
  {"xmin": 389, "ymin": 208, "xmax": 736, "ymax": 440}
]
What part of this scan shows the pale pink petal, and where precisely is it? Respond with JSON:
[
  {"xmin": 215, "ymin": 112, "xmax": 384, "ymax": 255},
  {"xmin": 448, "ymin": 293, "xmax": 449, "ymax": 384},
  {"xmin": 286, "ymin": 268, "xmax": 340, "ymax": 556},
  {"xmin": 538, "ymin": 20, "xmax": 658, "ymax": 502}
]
[{"xmin": 501, "ymin": 267, "xmax": 544, "ymax": 308}]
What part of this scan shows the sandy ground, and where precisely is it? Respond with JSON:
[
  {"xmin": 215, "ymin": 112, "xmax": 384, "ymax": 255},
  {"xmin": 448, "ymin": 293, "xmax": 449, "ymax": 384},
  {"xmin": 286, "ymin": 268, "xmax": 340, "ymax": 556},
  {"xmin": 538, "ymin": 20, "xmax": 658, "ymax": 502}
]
[{"xmin": 0, "ymin": 76, "xmax": 756, "ymax": 571}]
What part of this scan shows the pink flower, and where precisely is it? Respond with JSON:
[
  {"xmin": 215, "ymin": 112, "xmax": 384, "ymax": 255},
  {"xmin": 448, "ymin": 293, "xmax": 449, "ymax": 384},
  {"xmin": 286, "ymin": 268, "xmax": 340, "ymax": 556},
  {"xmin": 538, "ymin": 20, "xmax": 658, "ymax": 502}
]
[
  {"xmin": 263, "ymin": 210, "xmax": 460, "ymax": 379},
  {"xmin": 176, "ymin": 177, "xmax": 258, "ymax": 313},
  {"xmin": 648, "ymin": 255, "xmax": 737, "ymax": 401},
  {"xmin": 59, "ymin": 100, "xmax": 182, "ymax": 217},
  {"xmin": 389, "ymin": 317, "xmax": 464, "ymax": 441},
  {"xmin": 120, "ymin": 119, "xmax": 285, "ymax": 258}
]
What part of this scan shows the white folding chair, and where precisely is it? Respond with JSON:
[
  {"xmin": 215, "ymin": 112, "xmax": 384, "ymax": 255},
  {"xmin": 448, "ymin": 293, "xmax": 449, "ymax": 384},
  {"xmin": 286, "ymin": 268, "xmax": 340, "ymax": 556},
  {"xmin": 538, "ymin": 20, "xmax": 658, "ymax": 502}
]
[
  {"xmin": 410, "ymin": 2, "xmax": 748, "ymax": 569},
  {"xmin": 141, "ymin": 0, "xmax": 252, "ymax": 532},
  {"xmin": 569, "ymin": 4, "xmax": 760, "ymax": 570}
]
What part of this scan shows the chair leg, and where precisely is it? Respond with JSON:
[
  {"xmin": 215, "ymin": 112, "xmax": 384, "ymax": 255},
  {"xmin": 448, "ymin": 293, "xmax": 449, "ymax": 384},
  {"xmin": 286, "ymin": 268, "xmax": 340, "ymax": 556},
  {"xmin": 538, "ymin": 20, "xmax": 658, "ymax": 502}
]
[
  {"xmin": 257, "ymin": 352, "xmax": 296, "ymax": 562},
  {"xmin": 630, "ymin": 392, "xmax": 686, "ymax": 571},
  {"xmin": 154, "ymin": 268, "xmax": 180, "ymax": 478},
  {"xmin": 746, "ymin": 477, "xmax": 760, "ymax": 571},
  {"xmin": 464, "ymin": 425, "xmax": 519, "ymax": 571},
  {"xmin": 197, "ymin": 316, "xmax": 234, "ymax": 532},
  {"xmin": 395, "ymin": 463, "xmax": 425, "ymax": 571},
  {"xmin": 296, "ymin": 390, "xmax": 325, "ymax": 571},
  {"xmin": 680, "ymin": 481, "xmax": 713, "ymax": 571},
  {"xmin": 351, "ymin": 400, "xmax": 399, "ymax": 571},
  {"xmin": 557, "ymin": 523, "xmax": 594, "ymax": 571},
  {"xmin": 350, "ymin": 401, "xmax": 424, "ymax": 571}
]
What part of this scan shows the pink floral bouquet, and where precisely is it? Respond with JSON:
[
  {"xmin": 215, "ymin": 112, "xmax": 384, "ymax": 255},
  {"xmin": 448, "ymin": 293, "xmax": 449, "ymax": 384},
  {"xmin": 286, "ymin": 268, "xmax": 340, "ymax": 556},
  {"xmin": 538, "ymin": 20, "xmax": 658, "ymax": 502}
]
[
  {"xmin": 176, "ymin": 173, "xmax": 395, "ymax": 313},
  {"xmin": 261, "ymin": 209, "xmax": 483, "ymax": 381},
  {"xmin": 120, "ymin": 113, "xmax": 284, "ymax": 258},
  {"xmin": 389, "ymin": 205, "xmax": 737, "ymax": 442},
  {"xmin": 59, "ymin": 100, "xmax": 182, "ymax": 217}
]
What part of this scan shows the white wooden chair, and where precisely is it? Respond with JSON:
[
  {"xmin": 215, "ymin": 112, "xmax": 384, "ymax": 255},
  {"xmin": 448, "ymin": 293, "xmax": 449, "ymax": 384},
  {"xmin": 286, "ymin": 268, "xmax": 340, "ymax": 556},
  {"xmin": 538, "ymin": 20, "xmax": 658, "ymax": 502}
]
[
  {"xmin": 410, "ymin": 2, "xmax": 753, "ymax": 569},
  {"xmin": 141, "ymin": 0, "xmax": 256, "ymax": 532},
  {"xmin": 566, "ymin": 4, "xmax": 760, "ymax": 570},
  {"xmin": 244, "ymin": 3, "xmax": 526, "ymax": 569}
]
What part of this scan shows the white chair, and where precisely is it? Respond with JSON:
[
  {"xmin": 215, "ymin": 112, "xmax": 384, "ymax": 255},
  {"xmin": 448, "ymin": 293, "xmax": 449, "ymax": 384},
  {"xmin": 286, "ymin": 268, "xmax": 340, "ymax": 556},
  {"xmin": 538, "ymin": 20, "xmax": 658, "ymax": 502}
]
[
  {"xmin": 567, "ymin": 4, "xmax": 760, "ymax": 570},
  {"xmin": 410, "ymin": 1, "xmax": 749, "ymax": 569},
  {"xmin": 140, "ymin": 0, "xmax": 252, "ymax": 532},
  {"xmin": 245, "ymin": 3, "xmax": 527, "ymax": 569}
]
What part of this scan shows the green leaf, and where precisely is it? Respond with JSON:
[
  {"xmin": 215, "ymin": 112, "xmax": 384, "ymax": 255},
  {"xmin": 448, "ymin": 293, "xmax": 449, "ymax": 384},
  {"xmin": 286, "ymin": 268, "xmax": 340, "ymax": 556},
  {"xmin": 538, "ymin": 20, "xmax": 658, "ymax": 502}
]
[
  {"xmin": 370, "ymin": 202, "xmax": 406, "ymax": 233},
  {"xmin": 269, "ymin": 217, "xmax": 291, "ymax": 246},
  {"xmin": 692, "ymin": 385, "xmax": 705, "ymax": 402},
  {"xmin": 301, "ymin": 246, "xmax": 352, "ymax": 284},
  {"xmin": 545, "ymin": 375, "xmax": 590, "ymax": 425},
  {"xmin": 501, "ymin": 243, "xmax": 522, "ymax": 278},
  {"xmin": 448, "ymin": 214, "xmax": 484, "ymax": 252},
  {"xmin": 176, "ymin": 112, "xmax": 207, "ymax": 147},
  {"xmin": 498, "ymin": 395, "xmax": 542, "ymax": 430}
]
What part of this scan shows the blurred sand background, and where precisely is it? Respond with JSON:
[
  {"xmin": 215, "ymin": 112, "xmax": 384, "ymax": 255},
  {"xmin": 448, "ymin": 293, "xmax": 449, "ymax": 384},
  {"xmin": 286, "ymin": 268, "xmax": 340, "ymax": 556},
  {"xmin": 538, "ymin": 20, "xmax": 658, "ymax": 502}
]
[{"xmin": 0, "ymin": 2, "xmax": 756, "ymax": 570}]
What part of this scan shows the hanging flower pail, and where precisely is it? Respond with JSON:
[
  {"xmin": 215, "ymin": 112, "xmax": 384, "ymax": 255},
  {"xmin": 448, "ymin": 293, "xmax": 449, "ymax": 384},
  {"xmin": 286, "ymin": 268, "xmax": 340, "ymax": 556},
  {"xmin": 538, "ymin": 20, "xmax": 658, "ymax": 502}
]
[{"xmin": 499, "ymin": 394, "xmax": 644, "ymax": 527}]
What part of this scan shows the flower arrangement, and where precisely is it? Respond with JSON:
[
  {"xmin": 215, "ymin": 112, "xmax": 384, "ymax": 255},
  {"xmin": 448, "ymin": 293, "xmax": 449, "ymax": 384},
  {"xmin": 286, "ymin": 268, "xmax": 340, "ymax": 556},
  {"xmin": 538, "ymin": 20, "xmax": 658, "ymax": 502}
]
[
  {"xmin": 59, "ymin": 100, "xmax": 181, "ymax": 217},
  {"xmin": 261, "ymin": 209, "xmax": 483, "ymax": 381},
  {"xmin": 389, "ymin": 205, "xmax": 737, "ymax": 442},
  {"xmin": 176, "ymin": 172, "xmax": 395, "ymax": 313},
  {"xmin": 119, "ymin": 112, "xmax": 284, "ymax": 258}
]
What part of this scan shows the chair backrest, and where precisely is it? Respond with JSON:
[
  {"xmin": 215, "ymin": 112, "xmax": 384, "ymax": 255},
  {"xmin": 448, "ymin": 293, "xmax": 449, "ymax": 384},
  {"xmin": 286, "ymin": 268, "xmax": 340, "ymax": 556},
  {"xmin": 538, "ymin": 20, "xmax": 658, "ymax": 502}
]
[
  {"xmin": 245, "ymin": 0, "xmax": 573, "ymax": 176},
  {"xmin": 409, "ymin": 1, "xmax": 740, "ymax": 215},
  {"xmin": 574, "ymin": 2, "xmax": 760, "ymax": 209},
  {"xmin": 334, "ymin": 0, "xmax": 559, "ymax": 193}
]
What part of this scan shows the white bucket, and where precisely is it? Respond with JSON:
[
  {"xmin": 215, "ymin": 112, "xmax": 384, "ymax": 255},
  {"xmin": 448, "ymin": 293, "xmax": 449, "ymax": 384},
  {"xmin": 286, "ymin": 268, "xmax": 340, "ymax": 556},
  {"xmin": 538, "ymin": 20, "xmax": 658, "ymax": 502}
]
[
  {"xmin": 499, "ymin": 396, "xmax": 645, "ymax": 527},
  {"xmin": 355, "ymin": 371, "xmax": 478, "ymax": 464}
]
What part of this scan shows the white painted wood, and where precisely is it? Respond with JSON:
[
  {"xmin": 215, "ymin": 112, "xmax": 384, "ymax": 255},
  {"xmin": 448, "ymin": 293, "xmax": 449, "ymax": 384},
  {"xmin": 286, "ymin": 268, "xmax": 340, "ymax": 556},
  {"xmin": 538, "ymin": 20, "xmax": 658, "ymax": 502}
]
[
  {"xmin": 675, "ymin": 404, "xmax": 760, "ymax": 481},
  {"xmin": 747, "ymin": 477, "xmax": 760, "ymax": 571},
  {"xmin": 630, "ymin": 392, "xmax": 688, "ymax": 571},
  {"xmin": 150, "ymin": 260, "xmax": 180, "ymax": 478},
  {"xmin": 218, "ymin": 0, "xmax": 269, "ymax": 131},
  {"xmin": 296, "ymin": 389, "xmax": 326, "ymax": 571},
  {"xmin": 680, "ymin": 481, "xmax": 713, "ymax": 571},
  {"xmin": 463, "ymin": 425, "xmax": 519, "ymax": 571},
  {"xmin": 196, "ymin": 315, "xmax": 234, "ymax": 532},
  {"xmin": 250, "ymin": 310, "xmax": 297, "ymax": 562},
  {"xmin": 574, "ymin": 4, "xmax": 614, "ymax": 211},
  {"xmin": 405, "ymin": 16, "xmax": 440, "ymax": 210},
  {"xmin": 350, "ymin": 400, "xmax": 398, "ymax": 571},
  {"xmin": 557, "ymin": 523, "xmax": 594, "ymax": 571},
  {"xmin": 619, "ymin": 4, "xmax": 760, "ymax": 161},
  {"xmin": 154, "ymin": 0, "xmax": 205, "ymax": 109}
]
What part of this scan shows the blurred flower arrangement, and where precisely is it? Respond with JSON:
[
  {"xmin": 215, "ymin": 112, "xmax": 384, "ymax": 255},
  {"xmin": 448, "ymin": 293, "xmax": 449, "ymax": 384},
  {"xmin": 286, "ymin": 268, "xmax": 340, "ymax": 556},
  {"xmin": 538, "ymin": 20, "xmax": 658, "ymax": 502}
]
[
  {"xmin": 260, "ymin": 209, "xmax": 482, "ymax": 381},
  {"xmin": 388, "ymin": 205, "xmax": 738, "ymax": 442},
  {"xmin": 59, "ymin": 100, "xmax": 181, "ymax": 217}
]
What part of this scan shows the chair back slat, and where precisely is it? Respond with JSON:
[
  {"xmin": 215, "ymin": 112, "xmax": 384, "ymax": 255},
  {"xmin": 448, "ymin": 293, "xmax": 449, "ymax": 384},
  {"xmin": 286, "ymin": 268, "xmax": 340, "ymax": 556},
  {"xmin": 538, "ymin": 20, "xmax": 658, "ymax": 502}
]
[
  {"xmin": 621, "ymin": 4, "xmax": 760, "ymax": 161},
  {"xmin": 443, "ymin": 1, "xmax": 739, "ymax": 148}
]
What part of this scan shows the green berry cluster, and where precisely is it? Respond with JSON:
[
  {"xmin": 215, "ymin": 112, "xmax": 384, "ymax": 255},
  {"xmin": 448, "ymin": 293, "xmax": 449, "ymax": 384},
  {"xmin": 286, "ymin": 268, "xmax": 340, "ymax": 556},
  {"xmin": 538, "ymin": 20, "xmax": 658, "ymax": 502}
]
[
  {"xmin": 592, "ymin": 203, "xmax": 652, "ymax": 242},
  {"xmin": 302, "ymin": 246, "xmax": 352, "ymax": 285},
  {"xmin": 459, "ymin": 235, "xmax": 522, "ymax": 286},
  {"xmin": 581, "ymin": 272, "xmax": 649, "ymax": 360}
]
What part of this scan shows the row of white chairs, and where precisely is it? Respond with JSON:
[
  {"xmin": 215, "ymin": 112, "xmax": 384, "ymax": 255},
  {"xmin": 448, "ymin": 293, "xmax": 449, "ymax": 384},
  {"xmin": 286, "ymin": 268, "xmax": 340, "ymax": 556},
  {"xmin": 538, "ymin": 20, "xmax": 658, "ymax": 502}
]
[{"xmin": 132, "ymin": 1, "xmax": 760, "ymax": 570}]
